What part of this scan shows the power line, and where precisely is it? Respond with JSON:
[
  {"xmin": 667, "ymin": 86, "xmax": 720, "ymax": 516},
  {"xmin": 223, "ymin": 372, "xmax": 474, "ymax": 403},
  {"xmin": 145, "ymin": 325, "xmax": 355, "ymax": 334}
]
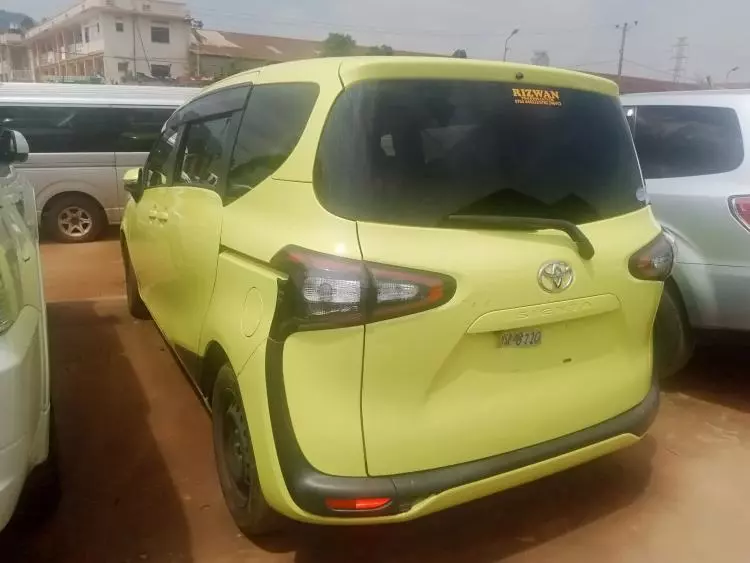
[{"xmin": 624, "ymin": 58, "xmax": 674, "ymax": 77}]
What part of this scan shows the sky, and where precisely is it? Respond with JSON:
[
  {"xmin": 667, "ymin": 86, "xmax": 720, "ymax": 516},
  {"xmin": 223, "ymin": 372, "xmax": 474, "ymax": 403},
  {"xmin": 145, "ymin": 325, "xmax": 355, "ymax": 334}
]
[{"xmin": 6, "ymin": 0, "xmax": 750, "ymax": 83}]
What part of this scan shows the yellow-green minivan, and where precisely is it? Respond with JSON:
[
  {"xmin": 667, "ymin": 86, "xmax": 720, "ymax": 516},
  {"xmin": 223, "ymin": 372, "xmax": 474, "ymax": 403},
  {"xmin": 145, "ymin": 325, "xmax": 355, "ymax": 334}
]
[{"xmin": 120, "ymin": 57, "xmax": 670, "ymax": 536}]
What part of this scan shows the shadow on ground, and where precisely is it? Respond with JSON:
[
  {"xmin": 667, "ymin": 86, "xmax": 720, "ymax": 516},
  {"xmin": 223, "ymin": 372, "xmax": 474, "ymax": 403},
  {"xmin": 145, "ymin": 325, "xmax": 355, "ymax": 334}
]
[
  {"xmin": 0, "ymin": 301, "xmax": 193, "ymax": 563},
  {"xmin": 664, "ymin": 338, "xmax": 750, "ymax": 413}
]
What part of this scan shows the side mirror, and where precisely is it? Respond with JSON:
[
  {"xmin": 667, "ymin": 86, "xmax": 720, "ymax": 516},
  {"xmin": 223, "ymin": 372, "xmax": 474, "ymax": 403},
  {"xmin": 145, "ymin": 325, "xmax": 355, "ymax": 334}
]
[
  {"xmin": 123, "ymin": 167, "xmax": 143, "ymax": 199},
  {"xmin": 0, "ymin": 129, "xmax": 29, "ymax": 164}
]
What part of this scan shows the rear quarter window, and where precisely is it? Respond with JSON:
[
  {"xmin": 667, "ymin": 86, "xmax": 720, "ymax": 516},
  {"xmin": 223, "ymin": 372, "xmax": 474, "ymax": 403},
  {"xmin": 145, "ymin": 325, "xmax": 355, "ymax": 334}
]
[{"xmin": 632, "ymin": 105, "xmax": 744, "ymax": 179}]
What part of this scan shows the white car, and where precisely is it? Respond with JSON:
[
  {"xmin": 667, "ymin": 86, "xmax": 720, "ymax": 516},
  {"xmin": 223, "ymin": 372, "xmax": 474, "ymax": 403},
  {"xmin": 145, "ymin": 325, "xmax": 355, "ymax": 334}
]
[{"xmin": 0, "ymin": 128, "xmax": 56, "ymax": 532}]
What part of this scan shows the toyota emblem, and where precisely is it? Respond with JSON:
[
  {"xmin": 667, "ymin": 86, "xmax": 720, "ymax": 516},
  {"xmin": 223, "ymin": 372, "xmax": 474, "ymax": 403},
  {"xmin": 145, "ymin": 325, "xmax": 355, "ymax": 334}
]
[{"xmin": 538, "ymin": 261, "xmax": 574, "ymax": 293}]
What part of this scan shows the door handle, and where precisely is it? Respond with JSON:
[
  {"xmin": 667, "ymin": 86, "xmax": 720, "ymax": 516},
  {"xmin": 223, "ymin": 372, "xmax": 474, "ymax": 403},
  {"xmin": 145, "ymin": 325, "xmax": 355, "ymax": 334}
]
[{"xmin": 148, "ymin": 208, "xmax": 169, "ymax": 223}]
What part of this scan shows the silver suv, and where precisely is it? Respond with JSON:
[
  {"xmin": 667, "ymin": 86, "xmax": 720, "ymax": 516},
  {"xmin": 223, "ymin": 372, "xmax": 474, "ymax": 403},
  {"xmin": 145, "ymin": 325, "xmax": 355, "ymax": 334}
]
[{"xmin": 623, "ymin": 90, "xmax": 750, "ymax": 376}]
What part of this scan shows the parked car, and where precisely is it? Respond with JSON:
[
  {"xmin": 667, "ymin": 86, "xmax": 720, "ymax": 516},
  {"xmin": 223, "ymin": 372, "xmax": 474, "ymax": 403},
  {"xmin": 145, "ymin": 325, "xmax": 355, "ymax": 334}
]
[
  {"xmin": 0, "ymin": 127, "xmax": 56, "ymax": 533},
  {"xmin": 0, "ymin": 83, "xmax": 199, "ymax": 243},
  {"xmin": 623, "ymin": 90, "xmax": 750, "ymax": 376},
  {"xmin": 121, "ymin": 57, "xmax": 670, "ymax": 536}
]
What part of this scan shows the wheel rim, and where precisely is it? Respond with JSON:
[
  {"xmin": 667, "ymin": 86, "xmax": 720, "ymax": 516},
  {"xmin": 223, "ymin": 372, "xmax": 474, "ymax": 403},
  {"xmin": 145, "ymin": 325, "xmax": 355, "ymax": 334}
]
[
  {"xmin": 57, "ymin": 206, "xmax": 93, "ymax": 238},
  {"xmin": 221, "ymin": 392, "xmax": 252, "ymax": 506}
]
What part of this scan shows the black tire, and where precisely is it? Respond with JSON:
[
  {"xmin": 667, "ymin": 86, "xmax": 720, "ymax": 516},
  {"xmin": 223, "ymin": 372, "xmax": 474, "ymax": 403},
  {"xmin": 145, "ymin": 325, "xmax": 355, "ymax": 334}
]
[
  {"xmin": 123, "ymin": 248, "xmax": 151, "ymax": 320},
  {"xmin": 212, "ymin": 364, "xmax": 284, "ymax": 537},
  {"xmin": 654, "ymin": 283, "xmax": 694, "ymax": 379},
  {"xmin": 43, "ymin": 194, "xmax": 106, "ymax": 244},
  {"xmin": 14, "ymin": 410, "xmax": 61, "ymax": 523}
]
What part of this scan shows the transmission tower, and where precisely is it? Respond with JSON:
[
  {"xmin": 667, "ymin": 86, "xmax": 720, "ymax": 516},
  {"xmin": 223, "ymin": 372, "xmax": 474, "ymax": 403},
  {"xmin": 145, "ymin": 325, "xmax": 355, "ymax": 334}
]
[{"xmin": 671, "ymin": 37, "xmax": 689, "ymax": 83}]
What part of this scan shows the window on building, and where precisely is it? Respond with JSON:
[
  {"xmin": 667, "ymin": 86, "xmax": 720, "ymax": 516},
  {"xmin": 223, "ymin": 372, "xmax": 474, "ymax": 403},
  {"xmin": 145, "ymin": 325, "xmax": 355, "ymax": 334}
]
[
  {"xmin": 84, "ymin": 28, "xmax": 90, "ymax": 42},
  {"xmin": 115, "ymin": 20, "xmax": 124, "ymax": 32},
  {"xmin": 117, "ymin": 61, "xmax": 129, "ymax": 73},
  {"xmin": 178, "ymin": 116, "xmax": 236, "ymax": 189},
  {"xmin": 150, "ymin": 63, "xmax": 171, "ymax": 78},
  {"xmin": 633, "ymin": 106, "xmax": 745, "ymax": 179},
  {"xmin": 74, "ymin": 30, "xmax": 82, "ymax": 43},
  {"xmin": 228, "ymin": 83, "xmax": 319, "ymax": 198},
  {"xmin": 151, "ymin": 23, "xmax": 170, "ymax": 44}
]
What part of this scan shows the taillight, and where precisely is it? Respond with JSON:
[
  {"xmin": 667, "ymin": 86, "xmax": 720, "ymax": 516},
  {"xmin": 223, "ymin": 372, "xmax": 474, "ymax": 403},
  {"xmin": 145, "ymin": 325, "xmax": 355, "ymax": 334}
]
[
  {"xmin": 729, "ymin": 195, "xmax": 750, "ymax": 232},
  {"xmin": 629, "ymin": 232, "xmax": 674, "ymax": 281},
  {"xmin": 271, "ymin": 246, "xmax": 456, "ymax": 330}
]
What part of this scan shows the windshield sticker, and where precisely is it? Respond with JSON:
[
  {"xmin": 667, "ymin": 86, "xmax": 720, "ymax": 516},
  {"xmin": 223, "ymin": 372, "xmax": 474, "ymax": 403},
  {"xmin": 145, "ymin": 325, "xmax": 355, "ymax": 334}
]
[{"xmin": 513, "ymin": 88, "xmax": 562, "ymax": 107}]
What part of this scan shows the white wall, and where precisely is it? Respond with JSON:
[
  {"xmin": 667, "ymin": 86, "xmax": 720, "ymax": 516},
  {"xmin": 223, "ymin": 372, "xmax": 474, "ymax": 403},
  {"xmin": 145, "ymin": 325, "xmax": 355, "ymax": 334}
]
[{"xmin": 99, "ymin": 11, "xmax": 189, "ymax": 82}]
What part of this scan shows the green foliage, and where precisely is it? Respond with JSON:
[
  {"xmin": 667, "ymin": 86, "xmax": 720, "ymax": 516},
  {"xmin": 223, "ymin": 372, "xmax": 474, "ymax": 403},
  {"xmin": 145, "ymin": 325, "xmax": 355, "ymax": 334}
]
[
  {"xmin": 321, "ymin": 33, "xmax": 358, "ymax": 57},
  {"xmin": 367, "ymin": 45, "xmax": 394, "ymax": 56}
]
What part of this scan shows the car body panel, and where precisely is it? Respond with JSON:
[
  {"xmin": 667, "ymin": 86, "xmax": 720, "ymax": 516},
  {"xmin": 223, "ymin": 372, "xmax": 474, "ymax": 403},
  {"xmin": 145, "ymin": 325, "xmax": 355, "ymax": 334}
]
[
  {"xmin": 623, "ymin": 91, "xmax": 750, "ymax": 330},
  {"xmin": 357, "ymin": 208, "xmax": 660, "ymax": 475},
  {"xmin": 0, "ymin": 160, "xmax": 50, "ymax": 532}
]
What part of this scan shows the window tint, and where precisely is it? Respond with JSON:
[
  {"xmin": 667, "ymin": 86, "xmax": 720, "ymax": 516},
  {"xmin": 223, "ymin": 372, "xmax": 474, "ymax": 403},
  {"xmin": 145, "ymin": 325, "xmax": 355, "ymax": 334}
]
[
  {"xmin": 316, "ymin": 81, "xmax": 644, "ymax": 227},
  {"xmin": 633, "ymin": 106, "xmax": 744, "ymax": 179},
  {"xmin": 144, "ymin": 127, "xmax": 179, "ymax": 188},
  {"xmin": 116, "ymin": 107, "xmax": 176, "ymax": 152},
  {"xmin": 228, "ymin": 83, "xmax": 319, "ymax": 197},
  {"xmin": 0, "ymin": 106, "xmax": 175, "ymax": 153},
  {"xmin": 177, "ymin": 116, "xmax": 235, "ymax": 189}
]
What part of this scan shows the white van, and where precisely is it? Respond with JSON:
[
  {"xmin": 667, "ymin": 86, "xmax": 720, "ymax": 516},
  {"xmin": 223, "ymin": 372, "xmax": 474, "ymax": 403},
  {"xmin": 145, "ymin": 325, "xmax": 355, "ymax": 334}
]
[
  {"xmin": 0, "ymin": 83, "xmax": 199, "ymax": 243},
  {"xmin": 0, "ymin": 127, "xmax": 56, "ymax": 532}
]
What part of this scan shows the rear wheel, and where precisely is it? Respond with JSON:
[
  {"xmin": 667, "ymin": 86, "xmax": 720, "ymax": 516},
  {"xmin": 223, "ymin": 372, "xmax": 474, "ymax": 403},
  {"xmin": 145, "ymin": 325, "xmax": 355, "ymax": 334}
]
[
  {"xmin": 654, "ymin": 283, "xmax": 694, "ymax": 379},
  {"xmin": 212, "ymin": 364, "xmax": 283, "ymax": 537},
  {"xmin": 44, "ymin": 194, "xmax": 106, "ymax": 244}
]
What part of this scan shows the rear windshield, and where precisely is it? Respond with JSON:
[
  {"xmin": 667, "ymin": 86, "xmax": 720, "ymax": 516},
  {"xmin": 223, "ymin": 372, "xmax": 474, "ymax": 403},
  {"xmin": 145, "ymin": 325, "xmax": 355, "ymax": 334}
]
[{"xmin": 315, "ymin": 80, "xmax": 645, "ymax": 226}]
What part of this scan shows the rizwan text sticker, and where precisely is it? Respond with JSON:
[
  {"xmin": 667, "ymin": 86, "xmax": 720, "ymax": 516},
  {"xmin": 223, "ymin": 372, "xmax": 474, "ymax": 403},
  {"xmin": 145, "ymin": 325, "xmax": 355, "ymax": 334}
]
[{"xmin": 512, "ymin": 88, "xmax": 563, "ymax": 107}]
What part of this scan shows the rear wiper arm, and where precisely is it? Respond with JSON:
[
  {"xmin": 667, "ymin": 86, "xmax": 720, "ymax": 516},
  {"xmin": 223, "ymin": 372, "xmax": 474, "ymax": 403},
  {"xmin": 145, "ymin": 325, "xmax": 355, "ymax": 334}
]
[{"xmin": 444, "ymin": 215, "xmax": 595, "ymax": 260}]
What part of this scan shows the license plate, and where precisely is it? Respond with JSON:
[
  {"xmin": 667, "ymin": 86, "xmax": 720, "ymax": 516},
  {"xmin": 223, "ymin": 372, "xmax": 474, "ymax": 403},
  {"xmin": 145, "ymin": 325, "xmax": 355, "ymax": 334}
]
[{"xmin": 498, "ymin": 329, "xmax": 542, "ymax": 348}]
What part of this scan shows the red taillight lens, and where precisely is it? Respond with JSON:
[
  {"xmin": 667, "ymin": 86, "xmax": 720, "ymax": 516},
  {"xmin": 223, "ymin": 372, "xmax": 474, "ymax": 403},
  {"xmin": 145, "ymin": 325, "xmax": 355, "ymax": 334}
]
[
  {"xmin": 271, "ymin": 246, "xmax": 456, "ymax": 329},
  {"xmin": 629, "ymin": 232, "xmax": 674, "ymax": 281},
  {"xmin": 325, "ymin": 497, "xmax": 391, "ymax": 511},
  {"xmin": 730, "ymin": 195, "xmax": 750, "ymax": 232}
]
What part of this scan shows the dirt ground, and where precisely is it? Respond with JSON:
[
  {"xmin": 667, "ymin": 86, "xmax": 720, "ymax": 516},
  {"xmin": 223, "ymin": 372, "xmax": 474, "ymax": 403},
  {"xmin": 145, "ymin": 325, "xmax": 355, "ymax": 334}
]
[{"xmin": 2, "ymin": 235, "xmax": 750, "ymax": 562}]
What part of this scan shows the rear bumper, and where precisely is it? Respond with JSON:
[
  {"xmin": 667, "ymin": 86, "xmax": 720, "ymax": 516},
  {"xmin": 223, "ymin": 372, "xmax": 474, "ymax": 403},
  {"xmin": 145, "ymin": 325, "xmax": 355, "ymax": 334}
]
[{"xmin": 266, "ymin": 333, "xmax": 659, "ymax": 522}]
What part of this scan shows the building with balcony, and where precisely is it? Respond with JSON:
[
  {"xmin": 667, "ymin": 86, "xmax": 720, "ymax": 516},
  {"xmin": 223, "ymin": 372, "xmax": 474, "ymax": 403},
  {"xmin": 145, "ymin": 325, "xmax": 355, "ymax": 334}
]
[
  {"xmin": 0, "ymin": 29, "xmax": 32, "ymax": 82},
  {"xmin": 24, "ymin": 0, "xmax": 191, "ymax": 83}
]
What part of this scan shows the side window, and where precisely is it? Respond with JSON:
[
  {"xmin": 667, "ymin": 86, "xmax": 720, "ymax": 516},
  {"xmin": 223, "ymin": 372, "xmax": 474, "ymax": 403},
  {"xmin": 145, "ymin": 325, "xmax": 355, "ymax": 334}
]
[
  {"xmin": 227, "ymin": 83, "xmax": 319, "ymax": 199},
  {"xmin": 143, "ymin": 128, "xmax": 179, "ymax": 188},
  {"xmin": 177, "ymin": 115, "xmax": 235, "ymax": 189},
  {"xmin": 115, "ymin": 107, "xmax": 176, "ymax": 153},
  {"xmin": 0, "ymin": 106, "xmax": 139, "ymax": 153},
  {"xmin": 634, "ymin": 105, "xmax": 744, "ymax": 179}
]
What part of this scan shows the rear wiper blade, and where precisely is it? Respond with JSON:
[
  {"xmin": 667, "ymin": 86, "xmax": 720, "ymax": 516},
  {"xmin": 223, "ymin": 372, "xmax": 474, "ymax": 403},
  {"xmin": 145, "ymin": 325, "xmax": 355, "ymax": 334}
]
[{"xmin": 444, "ymin": 215, "xmax": 595, "ymax": 260}]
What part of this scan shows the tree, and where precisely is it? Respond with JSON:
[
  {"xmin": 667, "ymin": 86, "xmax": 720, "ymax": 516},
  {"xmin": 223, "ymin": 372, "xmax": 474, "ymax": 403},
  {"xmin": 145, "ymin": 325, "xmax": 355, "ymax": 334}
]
[
  {"xmin": 367, "ymin": 44, "xmax": 394, "ymax": 56},
  {"xmin": 321, "ymin": 33, "xmax": 357, "ymax": 57},
  {"xmin": 452, "ymin": 49, "xmax": 467, "ymax": 58},
  {"xmin": 531, "ymin": 50, "xmax": 550, "ymax": 66}
]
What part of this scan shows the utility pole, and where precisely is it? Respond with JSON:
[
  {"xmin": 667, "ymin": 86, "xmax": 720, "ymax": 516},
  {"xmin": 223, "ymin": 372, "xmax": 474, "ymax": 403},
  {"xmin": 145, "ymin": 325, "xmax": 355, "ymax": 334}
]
[
  {"xmin": 616, "ymin": 21, "xmax": 638, "ymax": 82},
  {"xmin": 671, "ymin": 37, "xmax": 689, "ymax": 83}
]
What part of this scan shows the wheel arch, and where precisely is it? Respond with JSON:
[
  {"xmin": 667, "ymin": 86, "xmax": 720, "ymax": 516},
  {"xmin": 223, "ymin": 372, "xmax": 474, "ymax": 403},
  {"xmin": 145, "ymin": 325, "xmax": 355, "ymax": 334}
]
[
  {"xmin": 200, "ymin": 341, "xmax": 231, "ymax": 399},
  {"xmin": 41, "ymin": 190, "xmax": 106, "ymax": 219}
]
